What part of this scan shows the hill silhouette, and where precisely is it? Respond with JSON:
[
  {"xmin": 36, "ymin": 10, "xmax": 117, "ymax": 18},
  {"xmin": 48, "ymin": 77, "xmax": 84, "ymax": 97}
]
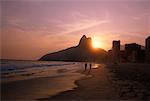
[{"xmin": 39, "ymin": 35, "xmax": 107, "ymax": 62}]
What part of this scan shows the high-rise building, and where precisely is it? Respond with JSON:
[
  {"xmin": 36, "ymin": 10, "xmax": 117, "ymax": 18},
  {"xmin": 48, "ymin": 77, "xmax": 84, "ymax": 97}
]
[
  {"xmin": 145, "ymin": 36, "xmax": 150, "ymax": 62},
  {"xmin": 112, "ymin": 40, "xmax": 120, "ymax": 63},
  {"xmin": 125, "ymin": 43, "xmax": 141, "ymax": 62}
]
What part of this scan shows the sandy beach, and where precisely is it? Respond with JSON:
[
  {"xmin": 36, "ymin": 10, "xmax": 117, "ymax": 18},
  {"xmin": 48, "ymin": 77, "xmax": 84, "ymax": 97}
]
[
  {"xmin": 40, "ymin": 63, "xmax": 150, "ymax": 100},
  {"xmin": 107, "ymin": 63, "xmax": 150, "ymax": 100},
  {"xmin": 2, "ymin": 62, "xmax": 150, "ymax": 100},
  {"xmin": 40, "ymin": 64, "xmax": 120, "ymax": 100}
]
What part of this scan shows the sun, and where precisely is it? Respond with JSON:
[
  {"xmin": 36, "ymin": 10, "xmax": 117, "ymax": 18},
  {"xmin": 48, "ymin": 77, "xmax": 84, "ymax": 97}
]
[{"xmin": 92, "ymin": 37, "xmax": 101, "ymax": 48}]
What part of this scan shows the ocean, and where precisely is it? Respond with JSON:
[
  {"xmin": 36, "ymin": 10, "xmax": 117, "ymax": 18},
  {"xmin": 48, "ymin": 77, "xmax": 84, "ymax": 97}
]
[
  {"xmin": 1, "ymin": 60, "xmax": 87, "ymax": 100},
  {"xmin": 1, "ymin": 60, "xmax": 84, "ymax": 83}
]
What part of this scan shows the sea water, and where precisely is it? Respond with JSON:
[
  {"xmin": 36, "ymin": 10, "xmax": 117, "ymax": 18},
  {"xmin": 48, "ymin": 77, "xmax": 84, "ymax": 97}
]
[{"xmin": 1, "ymin": 60, "xmax": 84, "ymax": 83}]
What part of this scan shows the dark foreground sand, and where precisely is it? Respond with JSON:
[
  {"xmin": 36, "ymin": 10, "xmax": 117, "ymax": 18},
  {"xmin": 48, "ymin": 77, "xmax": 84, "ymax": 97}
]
[
  {"xmin": 107, "ymin": 63, "xmax": 150, "ymax": 100},
  {"xmin": 40, "ymin": 63, "xmax": 150, "ymax": 100}
]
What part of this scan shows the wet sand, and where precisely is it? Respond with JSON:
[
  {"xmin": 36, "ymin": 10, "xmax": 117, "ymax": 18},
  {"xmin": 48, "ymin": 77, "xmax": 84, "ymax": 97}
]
[
  {"xmin": 40, "ymin": 63, "xmax": 150, "ymax": 100},
  {"xmin": 1, "ymin": 71, "xmax": 85, "ymax": 100},
  {"xmin": 40, "ymin": 64, "xmax": 120, "ymax": 100}
]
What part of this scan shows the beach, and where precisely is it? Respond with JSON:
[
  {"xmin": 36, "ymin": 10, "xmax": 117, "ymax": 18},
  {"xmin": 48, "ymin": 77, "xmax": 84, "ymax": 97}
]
[
  {"xmin": 1, "ymin": 60, "xmax": 150, "ymax": 100},
  {"xmin": 2, "ymin": 72, "xmax": 84, "ymax": 100},
  {"xmin": 41, "ymin": 64, "xmax": 119, "ymax": 100},
  {"xmin": 40, "ymin": 63, "xmax": 150, "ymax": 100},
  {"xmin": 1, "ymin": 60, "xmax": 85, "ymax": 100},
  {"xmin": 107, "ymin": 63, "xmax": 150, "ymax": 100}
]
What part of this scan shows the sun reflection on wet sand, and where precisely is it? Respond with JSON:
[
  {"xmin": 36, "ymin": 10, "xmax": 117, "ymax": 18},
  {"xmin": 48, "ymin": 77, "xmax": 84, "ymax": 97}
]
[{"xmin": 92, "ymin": 64, "xmax": 106, "ymax": 69}]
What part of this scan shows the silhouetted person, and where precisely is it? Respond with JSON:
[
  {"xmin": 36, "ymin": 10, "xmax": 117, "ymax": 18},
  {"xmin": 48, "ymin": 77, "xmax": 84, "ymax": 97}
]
[
  {"xmin": 89, "ymin": 63, "xmax": 92, "ymax": 70},
  {"xmin": 85, "ymin": 63, "xmax": 87, "ymax": 71}
]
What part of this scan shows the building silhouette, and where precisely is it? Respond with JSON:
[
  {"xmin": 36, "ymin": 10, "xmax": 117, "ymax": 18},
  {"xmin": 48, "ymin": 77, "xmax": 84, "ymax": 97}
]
[
  {"xmin": 125, "ymin": 43, "xmax": 141, "ymax": 62},
  {"xmin": 145, "ymin": 36, "xmax": 150, "ymax": 63},
  {"xmin": 109, "ymin": 36, "xmax": 150, "ymax": 63},
  {"xmin": 112, "ymin": 40, "xmax": 120, "ymax": 63}
]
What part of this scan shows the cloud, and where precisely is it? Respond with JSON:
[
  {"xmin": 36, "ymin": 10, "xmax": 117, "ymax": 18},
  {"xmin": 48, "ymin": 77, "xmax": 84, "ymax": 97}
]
[
  {"xmin": 132, "ymin": 12, "xmax": 149, "ymax": 21},
  {"xmin": 55, "ymin": 11, "xmax": 110, "ymax": 34},
  {"xmin": 2, "ymin": 10, "xmax": 110, "ymax": 36},
  {"xmin": 62, "ymin": 19, "xmax": 109, "ymax": 34}
]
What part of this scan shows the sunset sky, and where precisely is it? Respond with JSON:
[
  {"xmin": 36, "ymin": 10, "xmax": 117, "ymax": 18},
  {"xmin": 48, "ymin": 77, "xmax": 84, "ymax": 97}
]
[{"xmin": 1, "ymin": 0, "xmax": 150, "ymax": 60}]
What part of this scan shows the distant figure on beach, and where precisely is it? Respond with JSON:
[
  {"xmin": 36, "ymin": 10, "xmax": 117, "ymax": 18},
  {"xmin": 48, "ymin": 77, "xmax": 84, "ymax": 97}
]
[
  {"xmin": 89, "ymin": 63, "xmax": 92, "ymax": 70},
  {"xmin": 85, "ymin": 63, "xmax": 87, "ymax": 70}
]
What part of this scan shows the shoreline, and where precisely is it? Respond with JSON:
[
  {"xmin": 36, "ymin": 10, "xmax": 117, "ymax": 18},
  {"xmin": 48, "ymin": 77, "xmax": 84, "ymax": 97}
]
[
  {"xmin": 39, "ymin": 63, "xmax": 150, "ymax": 100},
  {"xmin": 1, "ymin": 66, "xmax": 85, "ymax": 100},
  {"xmin": 39, "ymin": 64, "xmax": 119, "ymax": 100},
  {"xmin": 2, "ymin": 63, "xmax": 150, "ymax": 100},
  {"xmin": 38, "ymin": 72, "xmax": 93, "ymax": 100}
]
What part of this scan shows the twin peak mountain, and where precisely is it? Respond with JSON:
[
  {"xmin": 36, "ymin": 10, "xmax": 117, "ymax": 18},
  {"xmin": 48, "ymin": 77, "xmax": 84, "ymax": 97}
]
[{"xmin": 39, "ymin": 35, "xmax": 107, "ymax": 62}]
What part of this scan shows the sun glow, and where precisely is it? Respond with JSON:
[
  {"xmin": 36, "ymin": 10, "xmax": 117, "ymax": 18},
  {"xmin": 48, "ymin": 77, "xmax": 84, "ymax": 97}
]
[{"xmin": 92, "ymin": 37, "xmax": 102, "ymax": 48}]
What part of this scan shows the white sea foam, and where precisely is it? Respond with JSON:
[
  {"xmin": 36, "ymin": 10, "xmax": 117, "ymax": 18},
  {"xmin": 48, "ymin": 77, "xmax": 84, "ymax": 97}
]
[
  {"xmin": 1, "ymin": 60, "xmax": 84, "ymax": 83},
  {"xmin": 1, "ymin": 60, "xmax": 87, "ymax": 100}
]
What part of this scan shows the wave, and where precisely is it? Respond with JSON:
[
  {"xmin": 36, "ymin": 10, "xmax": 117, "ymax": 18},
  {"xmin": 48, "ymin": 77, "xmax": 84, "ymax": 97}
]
[{"xmin": 1, "ymin": 60, "xmax": 75, "ymax": 73}]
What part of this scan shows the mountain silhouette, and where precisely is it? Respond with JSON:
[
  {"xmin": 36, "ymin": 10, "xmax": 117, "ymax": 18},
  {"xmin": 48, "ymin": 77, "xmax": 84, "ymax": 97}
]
[{"xmin": 39, "ymin": 35, "xmax": 107, "ymax": 62}]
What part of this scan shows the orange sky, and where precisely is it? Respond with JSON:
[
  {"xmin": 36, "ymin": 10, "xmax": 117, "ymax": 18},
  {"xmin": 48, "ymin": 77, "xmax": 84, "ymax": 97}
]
[{"xmin": 1, "ymin": 0, "xmax": 150, "ymax": 60}]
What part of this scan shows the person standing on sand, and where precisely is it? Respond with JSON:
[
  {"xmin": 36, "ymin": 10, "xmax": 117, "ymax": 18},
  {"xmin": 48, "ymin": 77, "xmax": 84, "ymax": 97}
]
[{"xmin": 85, "ymin": 63, "xmax": 87, "ymax": 71}]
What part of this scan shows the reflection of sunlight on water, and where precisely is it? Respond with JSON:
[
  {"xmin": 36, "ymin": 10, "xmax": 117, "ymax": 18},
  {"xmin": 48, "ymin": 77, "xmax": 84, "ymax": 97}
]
[{"xmin": 92, "ymin": 64, "xmax": 99, "ymax": 69}]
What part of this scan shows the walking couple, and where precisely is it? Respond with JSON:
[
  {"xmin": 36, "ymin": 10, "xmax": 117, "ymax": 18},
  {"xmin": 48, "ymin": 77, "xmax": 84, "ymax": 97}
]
[{"xmin": 84, "ymin": 63, "xmax": 92, "ymax": 71}]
